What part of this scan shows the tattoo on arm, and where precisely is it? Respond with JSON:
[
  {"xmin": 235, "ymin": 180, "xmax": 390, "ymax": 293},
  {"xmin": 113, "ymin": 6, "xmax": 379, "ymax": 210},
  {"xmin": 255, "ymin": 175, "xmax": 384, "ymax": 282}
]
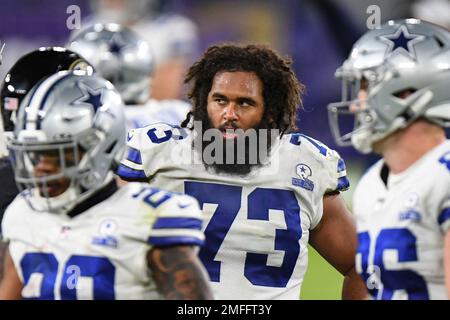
[{"xmin": 147, "ymin": 246, "xmax": 213, "ymax": 300}]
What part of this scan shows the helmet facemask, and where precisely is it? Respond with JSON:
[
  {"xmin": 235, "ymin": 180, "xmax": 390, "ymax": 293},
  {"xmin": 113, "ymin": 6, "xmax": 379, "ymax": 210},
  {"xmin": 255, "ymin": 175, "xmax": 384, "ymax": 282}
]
[
  {"xmin": 9, "ymin": 126, "xmax": 116, "ymax": 214},
  {"xmin": 328, "ymin": 19, "xmax": 450, "ymax": 154},
  {"xmin": 328, "ymin": 66, "xmax": 391, "ymax": 153},
  {"xmin": 8, "ymin": 71, "xmax": 126, "ymax": 214}
]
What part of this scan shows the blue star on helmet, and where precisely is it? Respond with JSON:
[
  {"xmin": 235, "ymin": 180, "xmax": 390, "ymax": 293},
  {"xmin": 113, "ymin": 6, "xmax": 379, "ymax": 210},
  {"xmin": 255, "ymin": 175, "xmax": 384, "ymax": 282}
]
[
  {"xmin": 378, "ymin": 25, "xmax": 426, "ymax": 61},
  {"xmin": 72, "ymin": 81, "xmax": 104, "ymax": 112},
  {"xmin": 109, "ymin": 33, "xmax": 127, "ymax": 55}
]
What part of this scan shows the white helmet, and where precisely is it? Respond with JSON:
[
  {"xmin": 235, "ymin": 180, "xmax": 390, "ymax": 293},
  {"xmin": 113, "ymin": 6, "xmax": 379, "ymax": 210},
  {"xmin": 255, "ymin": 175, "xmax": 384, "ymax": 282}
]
[
  {"xmin": 328, "ymin": 19, "xmax": 450, "ymax": 153},
  {"xmin": 8, "ymin": 71, "xmax": 126, "ymax": 213}
]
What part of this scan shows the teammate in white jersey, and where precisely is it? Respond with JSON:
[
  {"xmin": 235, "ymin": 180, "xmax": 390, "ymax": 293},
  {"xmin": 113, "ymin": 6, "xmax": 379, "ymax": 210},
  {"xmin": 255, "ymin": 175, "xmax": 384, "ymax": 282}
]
[
  {"xmin": 68, "ymin": 23, "xmax": 192, "ymax": 130},
  {"xmin": 0, "ymin": 47, "xmax": 94, "ymax": 282},
  {"xmin": 117, "ymin": 44, "xmax": 367, "ymax": 299},
  {"xmin": 125, "ymin": 99, "xmax": 191, "ymax": 130},
  {"xmin": 328, "ymin": 19, "xmax": 450, "ymax": 299},
  {"xmin": 84, "ymin": 0, "xmax": 198, "ymax": 100},
  {"xmin": 0, "ymin": 71, "xmax": 212, "ymax": 300}
]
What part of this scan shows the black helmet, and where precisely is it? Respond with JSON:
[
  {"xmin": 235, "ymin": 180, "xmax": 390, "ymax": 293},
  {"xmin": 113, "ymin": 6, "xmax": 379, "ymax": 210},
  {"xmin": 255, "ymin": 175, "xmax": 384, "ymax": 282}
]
[{"xmin": 0, "ymin": 47, "xmax": 94, "ymax": 132}]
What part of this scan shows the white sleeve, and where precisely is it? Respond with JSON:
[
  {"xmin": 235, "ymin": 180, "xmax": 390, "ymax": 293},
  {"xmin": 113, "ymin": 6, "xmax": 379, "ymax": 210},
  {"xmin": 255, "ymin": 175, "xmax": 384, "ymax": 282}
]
[
  {"xmin": 324, "ymin": 149, "xmax": 350, "ymax": 194},
  {"xmin": 294, "ymin": 135, "xmax": 350, "ymax": 229},
  {"xmin": 117, "ymin": 123, "xmax": 185, "ymax": 181},
  {"xmin": 147, "ymin": 193, "xmax": 204, "ymax": 247}
]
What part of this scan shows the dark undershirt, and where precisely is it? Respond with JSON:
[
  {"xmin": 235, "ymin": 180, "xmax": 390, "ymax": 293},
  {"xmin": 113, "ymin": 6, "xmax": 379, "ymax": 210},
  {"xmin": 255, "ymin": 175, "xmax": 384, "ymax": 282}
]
[
  {"xmin": 380, "ymin": 163, "xmax": 390, "ymax": 187},
  {"xmin": 67, "ymin": 180, "xmax": 118, "ymax": 218}
]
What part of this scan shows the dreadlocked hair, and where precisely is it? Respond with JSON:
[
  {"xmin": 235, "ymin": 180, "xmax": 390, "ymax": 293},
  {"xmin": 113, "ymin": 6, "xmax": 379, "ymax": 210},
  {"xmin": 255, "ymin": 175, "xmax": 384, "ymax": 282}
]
[{"xmin": 181, "ymin": 43, "xmax": 305, "ymax": 134}]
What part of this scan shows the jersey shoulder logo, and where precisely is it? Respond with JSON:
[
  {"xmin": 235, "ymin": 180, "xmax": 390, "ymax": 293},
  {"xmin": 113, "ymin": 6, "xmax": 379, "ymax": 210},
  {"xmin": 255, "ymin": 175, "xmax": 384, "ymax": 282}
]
[
  {"xmin": 398, "ymin": 192, "xmax": 422, "ymax": 223},
  {"xmin": 292, "ymin": 163, "xmax": 314, "ymax": 191},
  {"xmin": 91, "ymin": 219, "xmax": 119, "ymax": 249}
]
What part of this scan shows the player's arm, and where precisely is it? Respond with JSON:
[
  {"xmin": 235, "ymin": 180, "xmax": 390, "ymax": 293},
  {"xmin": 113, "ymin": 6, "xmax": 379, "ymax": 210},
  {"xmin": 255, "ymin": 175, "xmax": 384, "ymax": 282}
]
[
  {"xmin": 309, "ymin": 192, "xmax": 368, "ymax": 300},
  {"xmin": 444, "ymin": 229, "xmax": 450, "ymax": 299},
  {"xmin": 0, "ymin": 245, "xmax": 23, "ymax": 299},
  {"xmin": 147, "ymin": 245, "xmax": 213, "ymax": 300}
]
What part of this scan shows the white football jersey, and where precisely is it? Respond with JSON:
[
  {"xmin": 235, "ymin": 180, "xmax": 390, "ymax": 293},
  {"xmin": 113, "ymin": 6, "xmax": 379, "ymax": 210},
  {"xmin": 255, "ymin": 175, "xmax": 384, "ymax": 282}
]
[
  {"xmin": 1, "ymin": 182, "xmax": 204, "ymax": 300},
  {"xmin": 125, "ymin": 99, "xmax": 191, "ymax": 130},
  {"xmin": 353, "ymin": 140, "xmax": 450, "ymax": 300},
  {"xmin": 117, "ymin": 123, "xmax": 349, "ymax": 299},
  {"xmin": 132, "ymin": 13, "xmax": 198, "ymax": 65}
]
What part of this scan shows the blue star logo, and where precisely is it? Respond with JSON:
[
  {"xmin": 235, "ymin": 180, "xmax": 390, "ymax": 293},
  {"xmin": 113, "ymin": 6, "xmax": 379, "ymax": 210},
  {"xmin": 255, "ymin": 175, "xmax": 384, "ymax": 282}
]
[
  {"xmin": 72, "ymin": 81, "xmax": 104, "ymax": 112},
  {"xmin": 109, "ymin": 33, "xmax": 126, "ymax": 55},
  {"xmin": 127, "ymin": 131, "xmax": 134, "ymax": 141},
  {"xmin": 378, "ymin": 25, "xmax": 426, "ymax": 60}
]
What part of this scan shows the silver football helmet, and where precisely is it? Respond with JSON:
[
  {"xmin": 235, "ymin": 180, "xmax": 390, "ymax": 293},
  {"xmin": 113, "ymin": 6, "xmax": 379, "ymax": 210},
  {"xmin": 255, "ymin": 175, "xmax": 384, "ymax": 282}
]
[
  {"xmin": 8, "ymin": 71, "xmax": 126, "ymax": 213},
  {"xmin": 328, "ymin": 19, "xmax": 450, "ymax": 153},
  {"xmin": 67, "ymin": 23, "xmax": 154, "ymax": 105}
]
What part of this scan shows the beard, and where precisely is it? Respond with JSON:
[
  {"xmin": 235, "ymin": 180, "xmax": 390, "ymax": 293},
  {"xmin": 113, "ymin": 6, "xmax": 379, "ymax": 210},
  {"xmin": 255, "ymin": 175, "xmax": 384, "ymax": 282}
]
[{"xmin": 193, "ymin": 118, "xmax": 276, "ymax": 176}]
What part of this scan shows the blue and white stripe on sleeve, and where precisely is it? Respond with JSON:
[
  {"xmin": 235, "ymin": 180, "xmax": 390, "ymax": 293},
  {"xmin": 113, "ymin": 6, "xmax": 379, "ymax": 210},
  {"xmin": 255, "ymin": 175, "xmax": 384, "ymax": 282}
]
[
  {"xmin": 116, "ymin": 146, "xmax": 148, "ymax": 180},
  {"xmin": 148, "ymin": 216, "xmax": 204, "ymax": 247},
  {"xmin": 336, "ymin": 158, "xmax": 350, "ymax": 192},
  {"xmin": 438, "ymin": 206, "xmax": 450, "ymax": 233}
]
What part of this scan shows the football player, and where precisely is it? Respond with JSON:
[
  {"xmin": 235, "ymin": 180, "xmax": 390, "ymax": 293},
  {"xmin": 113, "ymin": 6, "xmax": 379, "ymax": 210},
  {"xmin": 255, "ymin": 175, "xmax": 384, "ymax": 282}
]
[
  {"xmin": 328, "ymin": 19, "xmax": 450, "ymax": 299},
  {"xmin": 0, "ymin": 71, "xmax": 212, "ymax": 300},
  {"xmin": 67, "ymin": 23, "xmax": 192, "ymax": 129},
  {"xmin": 84, "ymin": 0, "xmax": 198, "ymax": 101},
  {"xmin": 116, "ymin": 44, "xmax": 367, "ymax": 299},
  {"xmin": 0, "ymin": 47, "xmax": 94, "ymax": 281}
]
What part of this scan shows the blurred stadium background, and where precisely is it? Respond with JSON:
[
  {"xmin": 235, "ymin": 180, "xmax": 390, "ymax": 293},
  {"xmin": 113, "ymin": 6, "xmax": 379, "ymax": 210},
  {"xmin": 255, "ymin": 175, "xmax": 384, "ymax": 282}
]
[{"xmin": 1, "ymin": 0, "xmax": 448, "ymax": 299}]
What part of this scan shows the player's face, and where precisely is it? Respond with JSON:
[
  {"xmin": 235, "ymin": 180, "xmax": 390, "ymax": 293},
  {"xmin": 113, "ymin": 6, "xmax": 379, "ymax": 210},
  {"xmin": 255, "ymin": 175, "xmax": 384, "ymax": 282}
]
[
  {"xmin": 207, "ymin": 71, "xmax": 265, "ymax": 138},
  {"xmin": 349, "ymin": 78, "xmax": 369, "ymax": 113},
  {"xmin": 31, "ymin": 148, "xmax": 80, "ymax": 197}
]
